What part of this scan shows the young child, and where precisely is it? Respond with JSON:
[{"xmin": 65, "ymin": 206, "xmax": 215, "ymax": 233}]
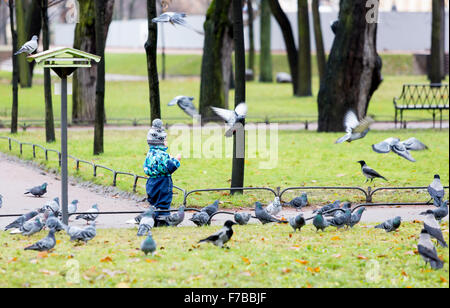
[{"xmin": 144, "ymin": 119, "xmax": 181, "ymax": 226}]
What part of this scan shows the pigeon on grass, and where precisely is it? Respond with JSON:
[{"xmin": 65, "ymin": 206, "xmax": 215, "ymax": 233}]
[
  {"xmin": 141, "ymin": 231, "xmax": 157, "ymax": 255},
  {"xmin": 289, "ymin": 214, "xmax": 305, "ymax": 233},
  {"xmin": 24, "ymin": 229, "xmax": 56, "ymax": 252},
  {"xmin": 190, "ymin": 211, "xmax": 210, "ymax": 227},
  {"xmin": 234, "ymin": 212, "xmax": 251, "ymax": 225},
  {"xmin": 158, "ymin": 206, "xmax": 185, "ymax": 227},
  {"xmin": 137, "ymin": 209, "xmax": 155, "ymax": 236},
  {"xmin": 64, "ymin": 222, "xmax": 97, "ymax": 244},
  {"xmin": 254, "ymin": 202, "xmax": 287, "ymax": 225},
  {"xmin": 374, "ymin": 216, "xmax": 401, "ymax": 232},
  {"xmin": 4, "ymin": 210, "xmax": 39, "ymax": 231}
]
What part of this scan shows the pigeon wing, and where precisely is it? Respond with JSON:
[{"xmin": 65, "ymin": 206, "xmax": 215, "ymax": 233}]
[
  {"xmin": 353, "ymin": 116, "xmax": 374, "ymax": 133},
  {"xmin": 391, "ymin": 143, "xmax": 416, "ymax": 162},
  {"xmin": 401, "ymin": 137, "xmax": 428, "ymax": 151},
  {"xmin": 210, "ymin": 106, "xmax": 235, "ymax": 124}
]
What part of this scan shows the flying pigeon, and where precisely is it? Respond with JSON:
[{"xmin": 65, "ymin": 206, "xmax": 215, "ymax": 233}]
[
  {"xmin": 45, "ymin": 211, "xmax": 64, "ymax": 232},
  {"xmin": 75, "ymin": 204, "xmax": 99, "ymax": 224},
  {"xmin": 0, "ymin": 194, "xmax": 3, "ymax": 208},
  {"xmin": 312, "ymin": 213, "xmax": 329, "ymax": 232},
  {"xmin": 158, "ymin": 206, "xmax": 185, "ymax": 227},
  {"xmin": 68, "ymin": 200, "xmax": 79, "ymax": 216},
  {"xmin": 234, "ymin": 212, "xmax": 251, "ymax": 225},
  {"xmin": 349, "ymin": 207, "xmax": 366, "ymax": 228},
  {"xmin": 168, "ymin": 96, "xmax": 199, "ymax": 118},
  {"xmin": 19, "ymin": 217, "xmax": 44, "ymax": 236},
  {"xmin": 152, "ymin": 12, "xmax": 204, "ymax": 35},
  {"xmin": 372, "ymin": 137, "xmax": 428, "ymax": 162},
  {"xmin": 14, "ymin": 35, "xmax": 38, "ymax": 55},
  {"xmin": 211, "ymin": 102, "xmax": 248, "ymax": 137},
  {"xmin": 417, "ymin": 229, "xmax": 444, "ymax": 270},
  {"xmin": 265, "ymin": 197, "xmax": 282, "ymax": 216},
  {"xmin": 289, "ymin": 213, "xmax": 305, "ymax": 233},
  {"xmin": 190, "ymin": 211, "xmax": 210, "ymax": 227},
  {"xmin": 335, "ymin": 110, "xmax": 374, "ymax": 144},
  {"xmin": 64, "ymin": 222, "xmax": 97, "ymax": 243},
  {"xmin": 201, "ymin": 200, "xmax": 219, "ymax": 217},
  {"xmin": 4, "ymin": 210, "xmax": 39, "ymax": 231},
  {"xmin": 428, "ymin": 175, "xmax": 445, "ymax": 207},
  {"xmin": 327, "ymin": 208, "xmax": 352, "ymax": 229},
  {"xmin": 254, "ymin": 202, "xmax": 286, "ymax": 224},
  {"xmin": 24, "ymin": 182, "xmax": 48, "ymax": 197},
  {"xmin": 357, "ymin": 161, "xmax": 388, "ymax": 183},
  {"xmin": 374, "ymin": 216, "xmax": 401, "ymax": 232},
  {"xmin": 288, "ymin": 193, "xmax": 308, "ymax": 209},
  {"xmin": 137, "ymin": 209, "xmax": 155, "ymax": 236},
  {"xmin": 24, "ymin": 229, "xmax": 56, "ymax": 252},
  {"xmin": 198, "ymin": 220, "xmax": 236, "ymax": 248},
  {"xmin": 141, "ymin": 231, "xmax": 157, "ymax": 255},
  {"xmin": 419, "ymin": 210, "xmax": 448, "ymax": 248}
]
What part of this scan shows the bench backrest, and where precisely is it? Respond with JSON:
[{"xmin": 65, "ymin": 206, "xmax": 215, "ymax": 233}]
[{"xmin": 395, "ymin": 84, "xmax": 449, "ymax": 108}]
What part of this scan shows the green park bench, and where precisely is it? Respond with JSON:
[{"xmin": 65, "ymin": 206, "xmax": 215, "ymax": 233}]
[{"xmin": 394, "ymin": 83, "xmax": 449, "ymax": 129}]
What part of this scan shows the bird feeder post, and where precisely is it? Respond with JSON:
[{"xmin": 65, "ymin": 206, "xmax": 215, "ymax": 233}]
[{"xmin": 27, "ymin": 48, "xmax": 101, "ymax": 224}]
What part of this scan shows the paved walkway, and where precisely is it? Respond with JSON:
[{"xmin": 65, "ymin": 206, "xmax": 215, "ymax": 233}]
[{"xmin": 0, "ymin": 154, "xmax": 446, "ymax": 232}]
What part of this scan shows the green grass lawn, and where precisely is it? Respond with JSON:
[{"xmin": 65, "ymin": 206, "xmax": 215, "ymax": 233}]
[
  {"xmin": 0, "ymin": 128, "xmax": 448, "ymax": 207},
  {"xmin": 0, "ymin": 221, "xmax": 448, "ymax": 287},
  {"xmin": 0, "ymin": 73, "xmax": 448, "ymax": 125}
]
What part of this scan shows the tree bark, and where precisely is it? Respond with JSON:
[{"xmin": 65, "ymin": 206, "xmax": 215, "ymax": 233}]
[
  {"xmin": 9, "ymin": 0, "xmax": 18, "ymax": 134},
  {"xmin": 268, "ymin": 0, "xmax": 298, "ymax": 95},
  {"xmin": 231, "ymin": 0, "xmax": 246, "ymax": 194},
  {"xmin": 72, "ymin": 0, "xmax": 114, "ymax": 124},
  {"xmin": 247, "ymin": 0, "xmax": 255, "ymax": 80},
  {"xmin": 93, "ymin": 0, "xmax": 108, "ymax": 155},
  {"xmin": 259, "ymin": 0, "xmax": 273, "ymax": 82},
  {"xmin": 40, "ymin": 0, "xmax": 56, "ymax": 143},
  {"xmin": 297, "ymin": 0, "xmax": 312, "ymax": 96},
  {"xmin": 15, "ymin": 0, "xmax": 31, "ymax": 88},
  {"xmin": 429, "ymin": 0, "xmax": 445, "ymax": 83},
  {"xmin": 312, "ymin": 0, "xmax": 326, "ymax": 86},
  {"xmin": 199, "ymin": 0, "xmax": 233, "ymax": 119},
  {"xmin": 317, "ymin": 0, "xmax": 382, "ymax": 132},
  {"xmin": 145, "ymin": 0, "xmax": 161, "ymax": 122}
]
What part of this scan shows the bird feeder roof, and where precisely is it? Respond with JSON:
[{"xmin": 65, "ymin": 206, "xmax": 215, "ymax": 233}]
[{"xmin": 27, "ymin": 47, "xmax": 101, "ymax": 68}]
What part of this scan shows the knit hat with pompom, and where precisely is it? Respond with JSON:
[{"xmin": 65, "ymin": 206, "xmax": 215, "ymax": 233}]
[{"xmin": 147, "ymin": 119, "xmax": 167, "ymax": 146}]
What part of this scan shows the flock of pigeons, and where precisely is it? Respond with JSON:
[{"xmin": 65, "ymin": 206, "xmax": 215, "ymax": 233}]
[{"xmin": 1, "ymin": 174, "xmax": 447, "ymax": 270}]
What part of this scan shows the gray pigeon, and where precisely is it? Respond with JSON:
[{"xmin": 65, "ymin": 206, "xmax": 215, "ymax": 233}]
[
  {"xmin": 158, "ymin": 206, "xmax": 185, "ymax": 227},
  {"xmin": 0, "ymin": 194, "xmax": 3, "ymax": 208},
  {"xmin": 327, "ymin": 208, "xmax": 351, "ymax": 229},
  {"xmin": 289, "ymin": 193, "xmax": 308, "ymax": 209},
  {"xmin": 64, "ymin": 222, "xmax": 96, "ymax": 243},
  {"xmin": 24, "ymin": 182, "xmax": 48, "ymax": 197},
  {"xmin": 141, "ymin": 231, "xmax": 157, "ymax": 255},
  {"xmin": 198, "ymin": 220, "xmax": 236, "ymax": 248},
  {"xmin": 24, "ymin": 229, "xmax": 56, "ymax": 252},
  {"xmin": 401, "ymin": 137, "xmax": 428, "ymax": 151},
  {"xmin": 265, "ymin": 197, "xmax": 282, "ymax": 216},
  {"xmin": 374, "ymin": 216, "xmax": 401, "ymax": 232},
  {"xmin": 275, "ymin": 72, "xmax": 292, "ymax": 83},
  {"xmin": 201, "ymin": 200, "xmax": 219, "ymax": 217},
  {"xmin": 335, "ymin": 110, "xmax": 374, "ymax": 144},
  {"xmin": 289, "ymin": 214, "xmax": 305, "ymax": 232},
  {"xmin": 190, "ymin": 211, "xmax": 210, "ymax": 227},
  {"xmin": 349, "ymin": 207, "xmax": 366, "ymax": 228},
  {"xmin": 4, "ymin": 210, "xmax": 39, "ymax": 230},
  {"xmin": 168, "ymin": 96, "xmax": 199, "ymax": 118},
  {"xmin": 417, "ymin": 229, "xmax": 444, "ymax": 270},
  {"xmin": 312, "ymin": 213, "xmax": 329, "ymax": 232},
  {"xmin": 75, "ymin": 204, "xmax": 99, "ymax": 224},
  {"xmin": 314, "ymin": 200, "xmax": 341, "ymax": 215},
  {"xmin": 42, "ymin": 197, "xmax": 60, "ymax": 216},
  {"xmin": 68, "ymin": 200, "xmax": 79, "ymax": 216},
  {"xmin": 419, "ymin": 210, "xmax": 448, "ymax": 248},
  {"xmin": 137, "ymin": 209, "xmax": 155, "ymax": 236},
  {"xmin": 234, "ymin": 212, "xmax": 251, "ymax": 225},
  {"xmin": 211, "ymin": 102, "xmax": 248, "ymax": 137},
  {"xmin": 254, "ymin": 202, "xmax": 286, "ymax": 225},
  {"xmin": 428, "ymin": 175, "xmax": 445, "ymax": 207},
  {"xmin": 372, "ymin": 137, "xmax": 428, "ymax": 162},
  {"xmin": 45, "ymin": 211, "xmax": 64, "ymax": 232},
  {"xmin": 152, "ymin": 12, "xmax": 204, "ymax": 35},
  {"xmin": 14, "ymin": 35, "xmax": 38, "ymax": 55},
  {"xmin": 427, "ymin": 200, "xmax": 448, "ymax": 222},
  {"xmin": 357, "ymin": 161, "xmax": 388, "ymax": 183},
  {"xmin": 20, "ymin": 217, "xmax": 44, "ymax": 236}
]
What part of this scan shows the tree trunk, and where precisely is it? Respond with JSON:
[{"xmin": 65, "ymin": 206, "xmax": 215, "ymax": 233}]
[
  {"xmin": 247, "ymin": 0, "xmax": 255, "ymax": 80},
  {"xmin": 317, "ymin": 0, "xmax": 382, "ymax": 132},
  {"xmin": 268, "ymin": 0, "xmax": 298, "ymax": 95},
  {"xmin": 199, "ymin": 0, "xmax": 233, "ymax": 120},
  {"xmin": 145, "ymin": 0, "xmax": 161, "ymax": 123},
  {"xmin": 231, "ymin": 0, "xmax": 246, "ymax": 194},
  {"xmin": 72, "ymin": 0, "xmax": 114, "ymax": 124},
  {"xmin": 9, "ymin": 0, "xmax": 18, "ymax": 134},
  {"xmin": 312, "ymin": 0, "xmax": 326, "ymax": 86},
  {"xmin": 297, "ymin": 0, "xmax": 312, "ymax": 96},
  {"xmin": 15, "ymin": 0, "xmax": 31, "ymax": 88},
  {"xmin": 25, "ymin": 0, "xmax": 41, "ymax": 86},
  {"xmin": 259, "ymin": 0, "xmax": 272, "ymax": 82},
  {"xmin": 41, "ymin": 0, "xmax": 55, "ymax": 143},
  {"xmin": 93, "ymin": 0, "xmax": 108, "ymax": 155},
  {"xmin": 429, "ymin": 0, "xmax": 445, "ymax": 83}
]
